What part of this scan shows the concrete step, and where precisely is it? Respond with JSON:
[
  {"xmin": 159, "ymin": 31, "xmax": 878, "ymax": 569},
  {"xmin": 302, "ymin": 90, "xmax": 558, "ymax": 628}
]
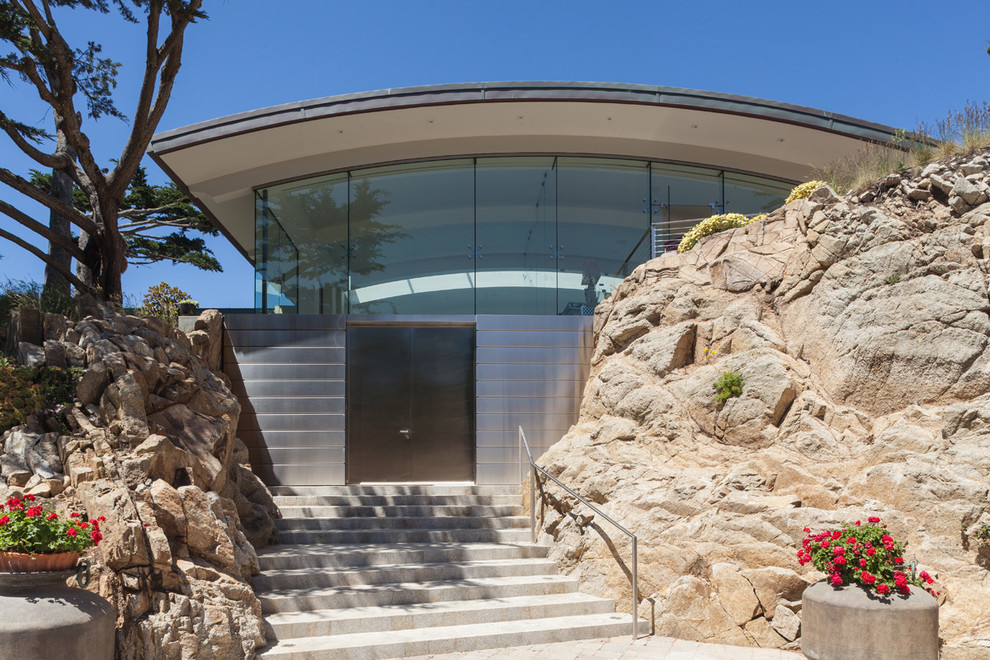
[
  {"xmin": 275, "ymin": 515, "xmax": 529, "ymax": 531},
  {"xmin": 257, "ymin": 612, "xmax": 648, "ymax": 659},
  {"xmin": 276, "ymin": 505, "xmax": 524, "ymax": 518},
  {"xmin": 273, "ymin": 494, "xmax": 521, "ymax": 507},
  {"xmin": 271, "ymin": 485, "xmax": 518, "ymax": 497},
  {"xmin": 257, "ymin": 542, "xmax": 548, "ymax": 571},
  {"xmin": 253, "ymin": 558, "xmax": 559, "ymax": 591},
  {"xmin": 275, "ymin": 527, "xmax": 532, "ymax": 545},
  {"xmin": 259, "ymin": 574, "xmax": 580, "ymax": 613},
  {"xmin": 262, "ymin": 593, "xmax": 615, "ymax": 639}
]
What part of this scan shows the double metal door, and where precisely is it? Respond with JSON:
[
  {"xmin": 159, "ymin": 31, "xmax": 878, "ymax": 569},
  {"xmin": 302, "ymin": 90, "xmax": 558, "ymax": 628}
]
[{"xmin": 347, "ymin": 325, "xmax": 475, "ymax": 482}]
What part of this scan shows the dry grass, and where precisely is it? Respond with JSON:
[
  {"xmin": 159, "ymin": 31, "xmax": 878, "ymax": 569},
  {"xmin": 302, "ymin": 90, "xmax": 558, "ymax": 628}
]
[{"xmin": 816, "ymin": 101, "xmax": 990, "ymax": 194}]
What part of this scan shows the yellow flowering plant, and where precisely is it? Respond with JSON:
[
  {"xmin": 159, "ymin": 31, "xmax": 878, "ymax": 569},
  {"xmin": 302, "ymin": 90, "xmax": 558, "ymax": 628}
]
[
  {"xmin": 784, "ymin": 180, "xmax": 828, "ymax": 204},
  {"xmin": 677, "ymin": 213, "xmax": 767, "ymax": 253}
]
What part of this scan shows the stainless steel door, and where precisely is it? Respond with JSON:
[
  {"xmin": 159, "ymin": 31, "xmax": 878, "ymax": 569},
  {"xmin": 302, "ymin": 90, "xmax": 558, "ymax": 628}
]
[{"xmin": 347, "ymin": 325, "xmax": 475, "ymax": 482}]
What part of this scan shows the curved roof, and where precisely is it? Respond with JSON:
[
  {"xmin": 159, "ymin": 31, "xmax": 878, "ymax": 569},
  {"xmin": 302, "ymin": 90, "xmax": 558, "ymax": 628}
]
[{"xmin": 149, "ymin": 82, "xmax": 899, "ymax": 261}]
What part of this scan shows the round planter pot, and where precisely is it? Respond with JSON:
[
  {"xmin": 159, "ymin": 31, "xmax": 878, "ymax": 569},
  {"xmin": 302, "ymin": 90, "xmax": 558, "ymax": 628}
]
[
  {"xmin": 802, "ymin": 580, "xmax": 938, "ymax": 660},
  {"xmin": 0, "ymin": 551, "xmax": 79, "ymax": 572},
  {"xmin": 0, "ymin": 570, "xmax": 115, "ymax": 659}
]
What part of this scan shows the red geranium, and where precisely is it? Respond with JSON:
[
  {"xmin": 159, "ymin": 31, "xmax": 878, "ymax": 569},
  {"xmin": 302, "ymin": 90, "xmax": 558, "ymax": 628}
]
[{"xmin": 0, "ymin": 500, "xmax": 103, "ymax": 554}]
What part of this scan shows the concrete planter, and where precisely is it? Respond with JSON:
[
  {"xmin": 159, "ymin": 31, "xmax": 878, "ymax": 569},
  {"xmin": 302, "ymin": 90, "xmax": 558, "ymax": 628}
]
[
  {"xmin": 802, "ymin": 580, "xmax": 938, "ymax": 660},
  {"xmin": 0, "ymin": 570, "xmax": 115, "ymax": 659}
]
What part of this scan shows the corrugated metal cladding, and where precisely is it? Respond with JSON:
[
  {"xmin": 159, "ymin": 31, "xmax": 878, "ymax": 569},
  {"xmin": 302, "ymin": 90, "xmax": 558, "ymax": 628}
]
[{"xmin": 223, "ymin": 314, "xmax": 592, "ymax": 486}]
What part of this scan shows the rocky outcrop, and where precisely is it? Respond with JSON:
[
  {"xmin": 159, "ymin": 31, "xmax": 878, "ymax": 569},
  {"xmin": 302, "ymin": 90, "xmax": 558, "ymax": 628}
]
[
  {"xmin": 0, "ymin": 307, "xmax": 279, "ymax": 659},
  {"xmin": 534, "ymin": 150, "xmax": 990, "ymax": 658}
]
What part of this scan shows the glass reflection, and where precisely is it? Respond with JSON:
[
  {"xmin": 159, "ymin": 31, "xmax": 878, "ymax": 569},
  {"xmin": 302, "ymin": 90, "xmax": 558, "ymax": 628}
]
[
  {"xmin": 348, "ymin": 160, "xmax": 474, "ymax": 315},
  {"xmin": 255, "ymin": 156, "xmax": 795, "ymax": 316},
  {"xmin": 476, "ymin": 157, "xmax": 557, "ymax": 315}
]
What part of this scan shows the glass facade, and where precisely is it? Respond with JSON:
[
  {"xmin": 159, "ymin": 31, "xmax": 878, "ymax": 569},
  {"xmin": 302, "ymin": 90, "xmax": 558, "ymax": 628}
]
[{"xmin": 256, "ymin": 156, "xmax": 791, "ymax": 315}]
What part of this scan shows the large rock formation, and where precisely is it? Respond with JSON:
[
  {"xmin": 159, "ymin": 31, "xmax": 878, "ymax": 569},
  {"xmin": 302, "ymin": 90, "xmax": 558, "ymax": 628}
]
[
  {"xmin": 535, "ymin": 151, "xmax": 990, "ymax": 658},
  {"xmin": 0, "ymin": 307, "xmax": 279, "ymax": 659}
]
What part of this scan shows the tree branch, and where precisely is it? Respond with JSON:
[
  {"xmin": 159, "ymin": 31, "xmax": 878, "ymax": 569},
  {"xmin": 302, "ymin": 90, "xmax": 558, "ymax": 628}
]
[
  {"xmin": 0, "ymin": 198, "xmax": 87, "ymax": 262},
  {"xmin": 0, "ymin": 167, "xmax": 98, "ymax": 235},
  {"xmin": 110, "ymin": 0, "xmax": 202, "ymax": 197},
  {"xmin": 0, "ymin": 111, "xmax": 67, "ymax": 169},
  {"xmin": 0, "ymin": 226, "xmax": 93, "ymax": 294}
]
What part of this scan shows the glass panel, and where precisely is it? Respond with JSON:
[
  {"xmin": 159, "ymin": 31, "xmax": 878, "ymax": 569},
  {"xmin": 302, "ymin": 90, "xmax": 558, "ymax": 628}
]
[
  {"xmin": 348, "ymin": 160, "xmax": 475, "ymax": 315},
  {"xmin": 258, "ymin": 174, "xmax": 348, "ymax": 314},
  {"xmin": 651, "ymin": 163, "xmax": 722, "ymax": 256},
  {"xmin": 556, "ymin": 158, "xmax": 650, "ymax": 315},
  {"xmin": 255, "ymin": 190, "xmax": 300, "ymax": 313},
  {"xmin": 476, "ymin": 157, "xmax": 557, "ymax": 315},
  {"xmin": 724, "ymin": 172, "xmax": 791, "ymax": 214}
]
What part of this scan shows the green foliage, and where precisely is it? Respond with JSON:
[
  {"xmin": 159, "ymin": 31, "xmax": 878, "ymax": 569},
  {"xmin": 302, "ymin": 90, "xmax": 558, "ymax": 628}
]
[
  {"xmin": 0, "ymin": 364, "xmax": 81, "ymax": 433},
  {"xmin": 0, "ymin": 364, "xmax": 44, "ymax": 431},
  {"xmin": 677, "ymin": 213, "xmax": 766, "ymax": 253},
  {"xmin": 0, "ymin": 495, "xmax": 103, "ymax": 554},
  {"xmin": 962, "ymin": 522, "xmax": 990, "ymax": 550},
  {"xmin": 140, "ymin": 281, "xmax": 191, "ymax": 327},
  {"xmin": 29, "ymin": 166, "xmax": 221, "ymax": 272},
  {"xmin": 713, "ymin": 370, "xmax": 744, "ymax": 404},
  {"xmin": 885, "ymin": 275, "xmax": 901, "ymax": 285}
]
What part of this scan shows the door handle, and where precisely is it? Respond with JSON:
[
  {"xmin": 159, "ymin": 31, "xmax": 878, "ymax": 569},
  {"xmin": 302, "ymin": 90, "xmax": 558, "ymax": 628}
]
[{"xmin": 399, "ymin": 428, "xmax": 412, "ymax": 439}]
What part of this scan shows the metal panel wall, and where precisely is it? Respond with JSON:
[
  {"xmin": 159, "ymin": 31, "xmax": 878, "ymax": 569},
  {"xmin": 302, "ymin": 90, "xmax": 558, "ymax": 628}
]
[
  {"xmin": 475, "ymin": 315, "xmax": 593, "ymax": 485},
  {"xmin": 224, "ymin": 314, "xmax": 592, "ymax": 486},
  {"xmin": 224, "ymin": 314, "xmax": 347, "ymax": 486}
]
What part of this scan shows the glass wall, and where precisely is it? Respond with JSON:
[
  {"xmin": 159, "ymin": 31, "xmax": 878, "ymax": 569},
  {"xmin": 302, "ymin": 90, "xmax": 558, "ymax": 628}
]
[{"xmin": 256, "ymin": 156, "xmax": 791, "ymax": 315}]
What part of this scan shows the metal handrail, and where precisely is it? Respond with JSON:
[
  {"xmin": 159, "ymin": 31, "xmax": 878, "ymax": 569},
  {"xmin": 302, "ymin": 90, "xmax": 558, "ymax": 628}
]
[{"xmin": 518, "ymin": 426, "xmax": 639, "ymax": 640}]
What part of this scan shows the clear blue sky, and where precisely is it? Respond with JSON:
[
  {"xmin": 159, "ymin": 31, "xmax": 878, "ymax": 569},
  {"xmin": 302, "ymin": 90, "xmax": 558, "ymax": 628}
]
[{"xmin": 3, "ymin": 0, "xmax": 989, "ymax": 308}]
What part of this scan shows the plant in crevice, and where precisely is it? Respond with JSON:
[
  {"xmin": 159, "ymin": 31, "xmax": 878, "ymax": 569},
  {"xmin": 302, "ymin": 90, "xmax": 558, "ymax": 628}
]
[
  {"xmin": 140, "ymin": 282, "xmax": 192, "ymax": 327},
  {"xmin": 713, "ymin": 370, "xmax": 744, "ymax": 404}
]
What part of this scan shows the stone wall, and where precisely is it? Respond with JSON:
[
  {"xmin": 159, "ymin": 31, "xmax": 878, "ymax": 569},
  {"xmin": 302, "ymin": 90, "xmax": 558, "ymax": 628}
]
[
  {"xmin": 1, "ymin": 306, "xmax": 279, "ymax": 659},
  {"xmin": 533, "ymin": 150, "xmax": 990, "ymax": 659}
]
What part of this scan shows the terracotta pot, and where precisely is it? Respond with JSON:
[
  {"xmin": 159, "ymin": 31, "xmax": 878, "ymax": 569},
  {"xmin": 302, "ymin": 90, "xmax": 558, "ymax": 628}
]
[{"xmin": 0, "ymin": 551, "xmax": 79, "ymax": 572}]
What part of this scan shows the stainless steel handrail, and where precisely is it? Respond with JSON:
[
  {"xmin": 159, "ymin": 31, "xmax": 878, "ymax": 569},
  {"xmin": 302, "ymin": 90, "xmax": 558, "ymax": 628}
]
[{"xmin": 518, "ymin": 426, "xmax": 639, "ymax": 640}]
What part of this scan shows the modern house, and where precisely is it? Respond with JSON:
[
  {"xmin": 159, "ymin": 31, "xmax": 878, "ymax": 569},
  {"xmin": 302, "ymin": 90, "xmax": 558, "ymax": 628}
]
[{"xmin": 150, "ymin": 82, "xmax": 897, "ymax": 488}]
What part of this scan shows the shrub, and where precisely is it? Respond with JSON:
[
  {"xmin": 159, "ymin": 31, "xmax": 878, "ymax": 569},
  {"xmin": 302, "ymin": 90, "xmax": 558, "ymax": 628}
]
[
  {"xmin": 0, "ymin": 279, "xmax": 75, "ymax": 345},
  {"xmin": 962, "ymin": 522, "xmax": 990, "ymax": 550},
  {"xmin": 0, "ymin": 364, "xmax": 81, "ymax": 433},
  {"xmin": 140, "ymin": 282, "xmax": 192, "ymax": 327},
  {"xmin": 0, "ymin": 364, "xmax": 45, "ymax": 431},
  {"xmin": 798, "ymin": 518, "xmax": 938, "ymax": 598},
  {"xmin": 713, "ymin": 370, "xmax": 744, "ymax": 403},
  {"xmin": 784, "ymin": 180, "xmax": 828, "ymax": 204},
  {"xmin": 677, "ymin": 213, "xmax": 765, "ymax": 253}
]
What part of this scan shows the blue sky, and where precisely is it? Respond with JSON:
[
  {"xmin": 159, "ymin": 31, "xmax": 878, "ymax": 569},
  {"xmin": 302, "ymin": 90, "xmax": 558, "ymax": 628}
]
[{"xmin": 3, "ymin": 0, "xmax": 989, "ymax": 308}]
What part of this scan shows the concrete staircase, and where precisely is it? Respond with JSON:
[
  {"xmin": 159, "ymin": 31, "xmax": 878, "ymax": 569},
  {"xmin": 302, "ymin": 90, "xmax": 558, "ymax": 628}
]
[{"xmin": 255, "ymin": 485, "xmax": 646, "ymax": 659}]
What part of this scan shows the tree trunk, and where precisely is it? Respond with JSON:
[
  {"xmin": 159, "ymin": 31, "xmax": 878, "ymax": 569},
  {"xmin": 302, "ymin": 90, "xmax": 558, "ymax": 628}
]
[
  {"xmin": 89, "ymin": 200, "xmax": 127, "ymax": 303},
  {"xmin": 43, "ymin": 130, "xmax": 75, "ymax": 301}
]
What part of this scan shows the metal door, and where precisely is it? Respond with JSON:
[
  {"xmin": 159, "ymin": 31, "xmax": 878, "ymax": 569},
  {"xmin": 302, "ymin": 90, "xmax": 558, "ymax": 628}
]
[{"xmin": 347, "ymin": 325, "xmax": 475, "ymax": 482}]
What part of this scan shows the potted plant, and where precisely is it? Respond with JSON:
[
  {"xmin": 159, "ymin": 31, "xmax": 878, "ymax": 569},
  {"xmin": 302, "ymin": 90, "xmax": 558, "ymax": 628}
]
[
  {"xmin": 0, "ymin": 494, "xmax": 103, "ymax": 571},
  {"xmin": 798, "ymin": 517, "xmax": 939, "ymax": 660}
]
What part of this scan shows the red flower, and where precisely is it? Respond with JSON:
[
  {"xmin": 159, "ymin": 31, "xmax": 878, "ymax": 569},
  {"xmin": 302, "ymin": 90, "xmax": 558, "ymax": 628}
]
[
  {"xmin": 894, "ymin": 557, "xmax": 904, "ymax": 564},
  {"xmin": 6, "ymin": 498, "xmax": 22, "ymax": 509},
  {"xmin": 25, "ymin": 505, "xmax": 43, "ymax": 518},
  {"xmin": 46, "ymin": 512, "xmax": 57, "ymax": 520},
  {"xmin": 832, "ymin": 546, "xmax": 845, "ymax": 555},
  {"xmin": 23, "ymin": 494, "xmax": 35, "ymax": 502},
  {"xmin": 855, "ymin": 520, "xmax": 861, "ymax": 526},
  {"xmin": 831, "ymin": 530, "xmax": 842, "ymax": 540},
  {"xmin": 97, "ymin": 516, "xmax": 105, "ymax": 522},
  {"xmin": 0, "ymin": 515, "xmax": 7, "ymax": 526},
  {"xmin": 79, "ymin": 522, "xmax": 88, "ymax": 529},
  {"xmin": 70, "ymin": 512, "xmax": 80, "ymax": 518},
  {"xmin": 868, "ymin": 516, "xmax": 881, "ymax": 523},
  {"xmin": 833, "ymin": 556, "xmax": 847, "ymax": 566},
  {"xmin": 820, "ymin": 539, "xmax": 831, "ymax": 549},
  {"xmin": 861, "ymin": 572, "xmax": 876, "ymax": 585},
  {"xmin": 803, "ymin": 527, "xmax": 810, "ymax": 533},
  {"xmin": 846, "ymin": 537, "xmax": 856, "ymax": 544},
  {"xmin": 66, "ymin": 528, "xmax": 77, "ymax": 537},
  {"xmin": 831, "ymin": 574, "xmax": 843, "ymax": 586},
  {"xmin": 866, "ymin": 548, "xmax": 876, "ymax": 556},
  {"xmin": 876, "ymin": 584, "xmax": 891, "ymax": 595},
  {"xmin": 859, "ymin": 559, "xmax": 867, "ymax": 568},
  {"xmin": 90, "ymin": 530, "xmax": 102, "ymax": 546}
]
